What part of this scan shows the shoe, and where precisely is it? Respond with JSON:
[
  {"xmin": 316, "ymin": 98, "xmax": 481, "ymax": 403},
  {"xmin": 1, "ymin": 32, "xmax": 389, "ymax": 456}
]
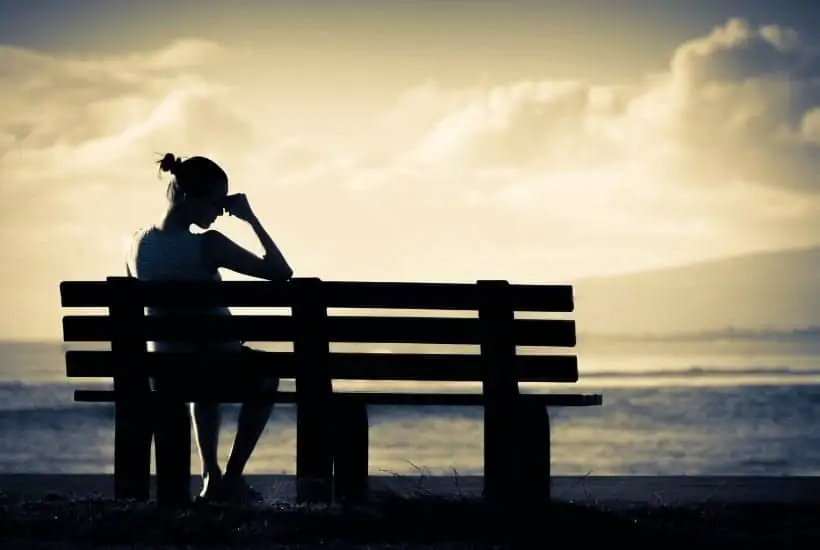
[
  {"xmin": 193, "ymin": 472, "xmax": 224, "ymax": 505},
  {"xmin": 219, "ymin": 475, "xmax": 264, "ymax": 505}
]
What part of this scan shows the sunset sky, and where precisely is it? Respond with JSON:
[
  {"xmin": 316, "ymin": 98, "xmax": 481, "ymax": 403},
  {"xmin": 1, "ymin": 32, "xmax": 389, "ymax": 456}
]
[{"xmin": 2, "ymin": 0, "xmax": 820, "ymax": 340}]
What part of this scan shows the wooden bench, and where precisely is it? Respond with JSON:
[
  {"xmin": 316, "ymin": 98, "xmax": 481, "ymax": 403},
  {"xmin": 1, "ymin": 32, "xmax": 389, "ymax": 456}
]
[{"xmin": 60, "ymin": 276, "xmax": 602, "ymax": 508}]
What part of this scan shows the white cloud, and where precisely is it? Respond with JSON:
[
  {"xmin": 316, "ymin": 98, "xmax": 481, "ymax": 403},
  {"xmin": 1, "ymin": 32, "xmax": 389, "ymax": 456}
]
[
  {"xmin": 402, "ymin": 18, "xmax": 820, "ymax": 190},
  {"xmin": 362, "ymin": 17, "xmax": 820, "ymax": 263}
]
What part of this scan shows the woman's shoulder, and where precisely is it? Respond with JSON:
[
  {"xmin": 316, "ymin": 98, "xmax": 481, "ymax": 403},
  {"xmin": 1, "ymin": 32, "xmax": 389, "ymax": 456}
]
[
  {"xmin": 133, "ymin": 225, "xmax": 202, "ymax": 244},
  {"xmin": 131, "ymin": 225, "xmax": 159, "ymax": 242},
  {"xmin": 129, "ymin": 225, "xmax": 177, "ymax": 257}
]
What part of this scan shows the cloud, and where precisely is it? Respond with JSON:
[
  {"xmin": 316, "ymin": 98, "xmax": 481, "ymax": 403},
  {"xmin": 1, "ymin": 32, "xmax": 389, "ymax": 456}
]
[
  {"xmin": 402, "ymin": 18, "xmax": 820, "ymax": 195},
  {"xmin": 661, "ymin": 19, "xmax": 820, "ymax": 191},
  {"xmin": 364, "ymin": 17, "xmax": 820, "ymax": 273},
  {"xmin": 5, "ymin": 19, "xmax": 818, "ymax": 253},
  {"xmin": 0, "ymin": 40, "xmax": 309, "ymax": 230},
  {"xmin": 671, "ymin": 18, "xmax": 816, "ymax": 86},
  {"xmin": 3, "ymin": 19, "xmax": 820, "ymax": 339},
  {"xmin": 0, "ymin": 40, "xmax": 230, "ymax": 151}
]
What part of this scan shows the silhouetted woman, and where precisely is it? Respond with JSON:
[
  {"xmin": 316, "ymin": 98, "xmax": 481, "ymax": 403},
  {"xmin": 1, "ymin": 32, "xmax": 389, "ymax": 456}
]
[{"xmin": 126, "ymin": 153, "xmax": 293, "ymax": 504}]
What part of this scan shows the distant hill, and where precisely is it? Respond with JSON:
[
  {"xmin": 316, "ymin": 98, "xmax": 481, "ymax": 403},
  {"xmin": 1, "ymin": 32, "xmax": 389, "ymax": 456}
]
[{"xmin": 571, "ymin": 244, "xmax": 820, "ymax": 336}]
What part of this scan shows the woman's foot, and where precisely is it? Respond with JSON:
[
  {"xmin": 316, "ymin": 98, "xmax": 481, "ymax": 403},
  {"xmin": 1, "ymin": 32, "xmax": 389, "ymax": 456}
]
[
  {"xmin": 219, "ymin": 474, "xmax": 264, "ymax": 505},
  {"xmin": 194, "ymin": 471, "xmax": 223, "ymax": 504}
]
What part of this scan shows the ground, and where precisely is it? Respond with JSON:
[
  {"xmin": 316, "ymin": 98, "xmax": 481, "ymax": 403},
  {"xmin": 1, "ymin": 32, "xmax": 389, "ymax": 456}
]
[{"xmin": 1, "ymin": 489, "xmax": 819, "ymax": 548}]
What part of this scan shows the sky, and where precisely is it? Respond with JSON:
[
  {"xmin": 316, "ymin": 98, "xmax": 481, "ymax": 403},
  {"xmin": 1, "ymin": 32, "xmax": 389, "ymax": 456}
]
[{"xmin": 1, "ymin": 0, "xmax": 820, "ymax": 340}]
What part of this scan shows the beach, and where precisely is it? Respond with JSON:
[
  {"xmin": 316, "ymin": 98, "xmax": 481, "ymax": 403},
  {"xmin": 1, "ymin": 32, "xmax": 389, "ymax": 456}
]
[{"xmin": 2, "ymin": 340, "xmax": 820, "ymax": 546}]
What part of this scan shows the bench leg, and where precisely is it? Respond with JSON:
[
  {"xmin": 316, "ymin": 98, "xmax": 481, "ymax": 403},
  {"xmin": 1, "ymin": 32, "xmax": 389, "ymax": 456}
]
[
  {"xmin": 482, "ymin": 401, "xmax": 519, "ymax": 509},
  {"xmin": 114, "ymin": 400, "xmax": 152, "ymax": 500},
  {"xmin": 154, "ymin": 398, "xmax": 191, "ymax": 507},
  {"xmin": 517, "ymin": 402, "xmax": 551, "ymax": 507},
  {"xmin": 296, "ymin": 400, "xmax": 334, "ymax": 503},
  {"xmin": 333, "ymin": 401, "xmax": 369, "ymax": 503}
]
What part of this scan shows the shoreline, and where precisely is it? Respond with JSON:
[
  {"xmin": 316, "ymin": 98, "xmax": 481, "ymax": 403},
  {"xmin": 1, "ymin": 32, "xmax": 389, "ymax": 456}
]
[{"xmin": 2, "ymin": 474, "xmax": 819, "ymax": 507}]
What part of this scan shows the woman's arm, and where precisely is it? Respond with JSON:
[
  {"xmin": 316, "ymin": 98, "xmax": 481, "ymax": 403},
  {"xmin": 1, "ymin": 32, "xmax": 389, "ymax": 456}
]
[
  {"xmin": 247, "ymin": 215, "xmax": 291, "ymax": 276},
  {"xmin": 202, "ymin": 229, "xmax": 293, "ymax": 281},
  {"xmin": 203, "ymin": 193, "xmax": 293, "ymax": 281}
]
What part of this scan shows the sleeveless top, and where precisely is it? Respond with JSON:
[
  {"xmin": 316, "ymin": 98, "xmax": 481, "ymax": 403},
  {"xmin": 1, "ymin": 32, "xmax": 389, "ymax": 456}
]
[{"xmin": 125, "ymin": 225, "xmax": 242, "ymax": 353}]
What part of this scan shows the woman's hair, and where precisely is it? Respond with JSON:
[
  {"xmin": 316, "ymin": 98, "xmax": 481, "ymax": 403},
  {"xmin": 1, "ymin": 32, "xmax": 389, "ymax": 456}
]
[{"xmin": 157, "ymin": 153, "xmax": 228, "ymax": 204}]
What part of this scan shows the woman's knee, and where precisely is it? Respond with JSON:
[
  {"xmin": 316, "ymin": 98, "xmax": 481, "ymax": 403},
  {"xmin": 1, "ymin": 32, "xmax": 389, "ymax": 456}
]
[{"xmin": 259, "ymin": 377, "xmax": 279, "ymax": 394}]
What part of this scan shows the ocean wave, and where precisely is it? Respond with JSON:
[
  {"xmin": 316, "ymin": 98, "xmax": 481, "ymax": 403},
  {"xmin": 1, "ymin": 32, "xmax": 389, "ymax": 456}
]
[
  {"xmin": 0, "ymin": 381, "xmax": 109, "ymax": 413},
  {"xmin": 0, "ymin": 403, "xmax": 113, "ymax": 420}
]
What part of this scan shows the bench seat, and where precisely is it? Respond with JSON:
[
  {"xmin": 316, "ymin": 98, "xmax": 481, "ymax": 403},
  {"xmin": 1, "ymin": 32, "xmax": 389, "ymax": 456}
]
[{"xmin": 73, "ymin": 389, "xmax": 603, "ymax": 407}]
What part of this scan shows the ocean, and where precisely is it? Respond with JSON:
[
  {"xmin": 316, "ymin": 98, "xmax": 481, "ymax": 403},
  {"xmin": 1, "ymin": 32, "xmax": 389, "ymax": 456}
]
[{"xmin": 1, "ymin": 339, "xmax": 819, "ymax": 476}]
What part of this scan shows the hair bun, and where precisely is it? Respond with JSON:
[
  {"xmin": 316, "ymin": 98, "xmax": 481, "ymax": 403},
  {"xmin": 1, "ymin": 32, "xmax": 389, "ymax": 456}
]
[{"xmin": 158, "ymin": 153, "xmax": 181, "ymax": 175}]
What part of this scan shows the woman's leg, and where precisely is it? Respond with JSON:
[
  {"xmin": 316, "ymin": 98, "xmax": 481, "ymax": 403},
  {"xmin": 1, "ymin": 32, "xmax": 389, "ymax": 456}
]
[
  {"xmin": 190, "ymin": 402, "xmax": 222, "ymax": 496},
  {"xmin": 224, "ymin": 377, "xmax": 279, "ymax": 480},
  {"xmin": 152, "ymin": 374, "xmax": 223, "ymax": 498}
]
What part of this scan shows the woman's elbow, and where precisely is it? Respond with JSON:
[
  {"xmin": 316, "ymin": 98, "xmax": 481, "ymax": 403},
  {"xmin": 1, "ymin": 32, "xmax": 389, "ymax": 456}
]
[
  {"xmin": 270, "ymin": 261, "xmax": 293, "ymax": 281},
  {"xmin": 259, "ymin": 256, "xmax": 292, "ymax": 281}
]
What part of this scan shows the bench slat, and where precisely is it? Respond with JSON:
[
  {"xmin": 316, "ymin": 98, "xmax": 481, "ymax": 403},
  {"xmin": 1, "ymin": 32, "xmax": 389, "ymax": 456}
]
[
  {"xmin": 73, "ymin": 389, "xmax": 602, "ymax": 407},
  {"xmin": 65, "ymin": 350, "xmax": 579, "ymax": 383},
  {"xmin": 62, "ymin": 316, "xmax": 576, "ymax": 347},
  {"xmin": 324, "ymin": 281, "xmax": 574, "ymax": 312},
  {"xmin": 60, "ymin": 280, "xmax": 574, "ymax": 312}
]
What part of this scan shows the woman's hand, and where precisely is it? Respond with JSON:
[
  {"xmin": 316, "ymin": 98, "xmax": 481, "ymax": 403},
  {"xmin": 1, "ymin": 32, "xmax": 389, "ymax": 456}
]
[
  {"xmin": 209, "ymin": 192, "xmax": 292, "ymax": 281},
  {"xmin": 223, "ymin": 193, "xmax": 257, "ymax": 223}
]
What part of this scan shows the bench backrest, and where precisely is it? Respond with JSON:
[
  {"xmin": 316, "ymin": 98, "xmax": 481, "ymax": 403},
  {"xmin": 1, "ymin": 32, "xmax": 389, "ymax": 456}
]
[{"xmin": 61, "ymin": 277, "xmax": 577, "ymax": 399}]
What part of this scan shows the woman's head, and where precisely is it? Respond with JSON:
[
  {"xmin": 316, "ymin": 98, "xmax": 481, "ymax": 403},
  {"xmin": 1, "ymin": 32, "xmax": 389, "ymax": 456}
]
[{"xmin": 158, "ymin": 153, "xmax": 228, "ymax": 229}]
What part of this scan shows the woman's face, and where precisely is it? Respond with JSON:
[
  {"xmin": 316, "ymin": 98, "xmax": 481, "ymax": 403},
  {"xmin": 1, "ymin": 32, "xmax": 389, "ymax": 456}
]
[{"xmin": 188, "ymin": 182, "xmax": 228, "ymax": 229}]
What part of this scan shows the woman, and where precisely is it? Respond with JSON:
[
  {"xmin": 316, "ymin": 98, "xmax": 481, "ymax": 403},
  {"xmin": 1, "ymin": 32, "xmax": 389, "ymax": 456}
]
[{"xmin": 126, "ymin": 153, "xmax": 293, "ymax": 504}]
